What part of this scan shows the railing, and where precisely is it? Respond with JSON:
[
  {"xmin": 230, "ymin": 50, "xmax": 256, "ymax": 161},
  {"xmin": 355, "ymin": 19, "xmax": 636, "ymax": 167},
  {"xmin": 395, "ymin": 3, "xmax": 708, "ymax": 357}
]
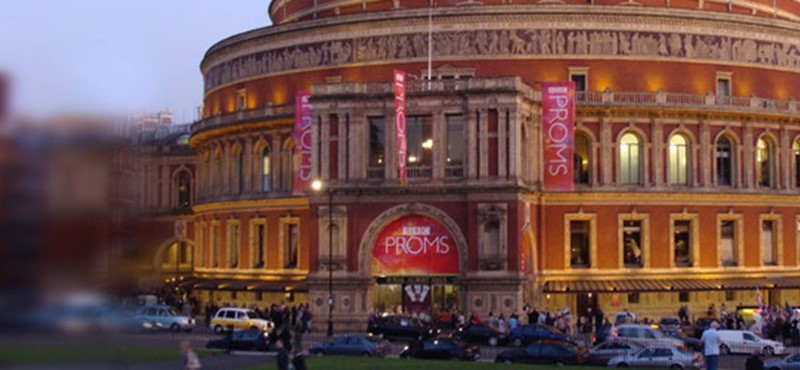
[
  {"xmin": 367, "ymin": 166, "xmax": 385, "ymax": 179},
  {"xmin": 191, "ymin": 104, "xmax": 294, "ymax": 134},
  {"xmin": 577, "ymin": 90, "xmax": 797, "ymax": 115},
  {"xmin": 407, "ymin": 166, "xmax": 432, "ymax": 179},
  {"xmin": 445, "ymin": 166, "xmax": 464, "ymax": 178}
]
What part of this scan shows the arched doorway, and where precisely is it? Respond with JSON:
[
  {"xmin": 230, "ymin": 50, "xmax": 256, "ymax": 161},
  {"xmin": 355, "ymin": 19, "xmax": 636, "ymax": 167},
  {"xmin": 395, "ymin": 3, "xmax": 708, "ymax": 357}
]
[
  {"xmin": 358, "ymin": 203, "xmax": 468, "ymax": 320},
  {"xmin": 153, "ymin": 238, "xmax": 195, "ymax": 283}
]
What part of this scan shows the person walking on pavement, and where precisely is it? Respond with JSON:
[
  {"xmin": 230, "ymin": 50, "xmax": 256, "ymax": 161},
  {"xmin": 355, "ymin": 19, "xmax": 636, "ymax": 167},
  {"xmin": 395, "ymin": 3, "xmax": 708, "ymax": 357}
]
[
  {"xmin": 701, "ymin": 321, "xmax": 722, "ymax": 370},
  {"xmin": 180, "ymin": 340, "xmax": 202, "ymax": 370},
  {"xmin": 275, "ymin": 339, "xmax": 290, "ymax": 370}
]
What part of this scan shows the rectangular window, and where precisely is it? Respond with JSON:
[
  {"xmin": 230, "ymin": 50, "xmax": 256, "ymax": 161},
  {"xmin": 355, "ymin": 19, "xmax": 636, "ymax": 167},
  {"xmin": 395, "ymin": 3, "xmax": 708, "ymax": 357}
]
[
  {"xmin": 674, "ymin": 220, "xmax": 692, "ymax": 267},
  {"xmin": 628, "ymin": 293, "xmax": 640, "ymax": 304},
  {"xmin": 368, "ymin": 116, "xmax": 385, "ymax": 168},
  {"xmin": 762, "ymin": 220, "xmax": 777, "ymax": 265},
  {"xmin": 725, "ymin": 291, "xmax": 735, "ymax": 301},
  {"xmin": 446, "ymin": 114, "xmax": 464, "ymax": 168},
  {"xmin": 236, "ymin": 89, "xmax": 247, "ymax": 111},
  {"xmin": 256, "ymin": 292, "xmax": 263, "ymax": 301},
  {"xmin": 253, "ymin": 223, "xmax": 266, "ymax": 268},
  {"xmin": 570, "ymin": 74, "xmax": 587, "ymax": 92},
  {"xmin": 285, "ymin": 223, "xmax": 299, "ymax": 269},
  {"xmin": 229, "ymin": 223, "xmax": 240, "ymax": 268},
  {"xmin": 720, "ymin": 220, "xmax": 737, "ymax": 266},
  {"xmin": 678, "ymin": 292, "xmax": 690, "ymax": 303},
  {"xmin": 570, "ymin": 220, "xmax": 591, "ymax": 268},
  {"xmin": 406, "ymin": 116, "xmax": 433, "ymax": 168},
  {"xmin": 716, "ymin": 74, "xmax": 732, "ymax": 105},
  {"xmin": 623, "ymin": 221, "xmax": 643, "ymax": 268}
]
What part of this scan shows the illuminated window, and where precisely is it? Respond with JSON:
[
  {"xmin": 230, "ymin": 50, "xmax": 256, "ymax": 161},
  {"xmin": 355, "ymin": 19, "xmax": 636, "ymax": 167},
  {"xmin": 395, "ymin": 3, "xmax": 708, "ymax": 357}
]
[
  {"xmin": 446, "ymin": 114, "xmax": 464, "ymax": 167},
  {"xmin": 570, "ymin": 220, "xmax": 590, "ymax": 268},
  {"xmin": 668, "ymin": 134, "xmax": 689, "ymax": 185},
  {"xmin": 368, "ymin": 117, "xmax": 385, "ymax": 168},
  {"xmin": 761, "ymin": 220, "xmax": 777, "ymax": 265},
  {"xmin": 622, "ymin": 221, "xmax": 643, "ymax": 268},
  {"xmin": 228, "ymin": 222, "xmax": 240, "ymax": 268},
  {"xmin": 252, "ymin": 222, "xmax": 266, "ymax": 268},
  {"xmin": 284, "ymin": 223, "xmax": 299, "ymax": 269},
  {"xmin": 716, "ymin": 137, "xmax": 733, "ymax": 186},
  {"xmin": 407, "ymin": 116, "xmax": 433, "ymax": 167},
  {"xmin": 757, "ymin": 138, "xmax": 772, "ymax": 187},
  {"xmin": 619, "ymin": 133, "xmax": 641, "ymax": 185},
  {"xmin": 674, "ymin": 220, "xmax": 692, "ymax": 267},
  {"xmin": 262, "ymin": 146, "xmax": 272, "ymax": 192},
  {"xmin": 720, "ymin": 220, "xmax": 737, "ymax": 266},
  {"xmin": 574, "ymin": 132, "xmax": 590, "ymax": 185},
  {"xmin": 794, "ymin": 141, "xmax": 800, "ymax": 187},
  {"xmin": 176, "ymin": 171, "xmax": 191, "ymax": 208}
]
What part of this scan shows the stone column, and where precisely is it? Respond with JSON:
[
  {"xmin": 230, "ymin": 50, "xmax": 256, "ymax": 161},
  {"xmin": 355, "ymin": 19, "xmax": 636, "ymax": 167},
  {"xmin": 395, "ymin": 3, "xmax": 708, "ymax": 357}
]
[
  {"xmin": 385, "ymin": 106, "xmax": 397, "ymax": 180},
  {"xmin": 348, "ymin": 110, "xmax": 365, "ymax": 180},
  {"xmin": 161, "ymin": 165, "xmax": 171, "ymax": 208},
  {"xmin": 467, "ymin": 108, "xmax": 478, "ymax": 179},
  {"xmin": 652, "ymin": 119, "xmax": 664, "ymax": 187},
  {"xmin": 498, "ymin": 107, "xmax": 508, "ymax": 178},
  {"xmin": 312, "ymin": 115, "xmax": 322, "ymax": 182},
  {"xmin": 532, "ymin": 113, "xmax": 542, "ymax": 187},
  {"xmin": 743, "ymin": 122, "xmax": 753, "ymax": 188},
  {"xmin": 243, "ymin": 137, "xmax": 253, "ymax": 193},
  {"xmin": 700, "ymin": 120, "xmax": 711, "ymax": 187},
  {"xmin": 780, "ymin": 126, "xmax": 790, "ymax": 190},
  {"xmin": 478, "ymin": 108, "xmax": 488, "ymax": 178},
  {"xmin": 508, "ymin": 107, "xmax": 520, "ymax": 179},
  {"xmin": 222, "ymin": 142, "xmax": 231, "ymax": 195},
  {"xmin": 600, "ymin": 117, "xmax": 613, "ymax": 185},
  {"xmin": 272, "ymin": 135, "xmax": 283, "ymax": 190}
]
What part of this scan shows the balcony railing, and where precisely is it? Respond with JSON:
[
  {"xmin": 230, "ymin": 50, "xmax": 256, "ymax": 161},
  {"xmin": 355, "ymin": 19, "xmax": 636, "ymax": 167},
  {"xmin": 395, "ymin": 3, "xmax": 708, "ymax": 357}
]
[
  {"xmin": 367, "ymin": 166, "xmax": 385, "ymax": 179},
  {"xmin": 191, "ymin": 104, "xmax": 294, "ymax": 134},
  {"xmin": 407, "ymin": 166, "xmax": 432, "ymax": 179},
  {"xmin": 445, "ymin": 166, "xmax": 464, "ymax": 178},
  {"xmin": 576, "ymin": 90, "xmax": 797, "ymax": 115}
]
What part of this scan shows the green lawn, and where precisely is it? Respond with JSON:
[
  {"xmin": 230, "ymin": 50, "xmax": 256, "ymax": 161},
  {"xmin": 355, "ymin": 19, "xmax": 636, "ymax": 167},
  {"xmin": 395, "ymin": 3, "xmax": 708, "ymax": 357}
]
[
  {"xmin": 0, "ymin": 345, "xmax": 213, "ymax": 366},
  {"xmin": 245, "ymin": 356, "xmax": 591, "ymax": 370}
]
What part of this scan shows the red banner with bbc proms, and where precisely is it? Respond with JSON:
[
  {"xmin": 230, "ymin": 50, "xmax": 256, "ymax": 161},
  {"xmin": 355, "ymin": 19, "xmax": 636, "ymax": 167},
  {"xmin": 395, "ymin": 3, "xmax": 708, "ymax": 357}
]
[
  {"xmin": 393, "ymin": 70, "xmax": 407, "ymax": 185},
  {"xmin": 542, "ymin": 82, "xmax": 576, "ymax": 192},
  {"xmin": 293, "ymin": 91, "xmax": 313, "ymax": 195},
  {"xmin": 372, "ymin": 215, "xmax": 459, "ymax": 275}
]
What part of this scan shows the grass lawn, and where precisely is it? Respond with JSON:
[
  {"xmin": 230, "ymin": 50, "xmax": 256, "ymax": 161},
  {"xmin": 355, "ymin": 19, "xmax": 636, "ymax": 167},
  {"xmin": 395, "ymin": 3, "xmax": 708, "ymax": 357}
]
[
  {"xmin": 0, "ymin": 345, "xmax": 214, "ymax": 366},
  {"xmin": 245, "ymin": 356, "xmax": 591, "ymax": 370}
]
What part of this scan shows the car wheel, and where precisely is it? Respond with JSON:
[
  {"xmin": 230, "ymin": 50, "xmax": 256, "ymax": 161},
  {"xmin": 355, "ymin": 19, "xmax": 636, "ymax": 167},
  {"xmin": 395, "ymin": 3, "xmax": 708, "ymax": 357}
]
[
  {"xmin": 512, "ymin": 338, "xmax": 523, "ymax": 347},
  {"xmin": 670, "ymin": 365, "xmax": 683, "ymax": 370},
  {"xmin": 763, "ymin": 346, "xmax": 775, "ymax": 357},
  {"xmin": 250, "ymin": 326, "xmax": 260, "ymax": 332},
  {"xmin": 213, "ymin": 325, "xmax": 223, "ymax": 334},
  {"xmin": 617, "ymin": 363, "xmax": 630, "ymax": 368},
  {"xmin": 488, "ymin": 337, "xmax": 498, "ymax": 347},
  {"xmin": 170, "ymin": 324, "xmax": 180, "ymax": 332},
  {"xmin": 720, "ymin": 344, "xmax": 731, "ymax": 355}
]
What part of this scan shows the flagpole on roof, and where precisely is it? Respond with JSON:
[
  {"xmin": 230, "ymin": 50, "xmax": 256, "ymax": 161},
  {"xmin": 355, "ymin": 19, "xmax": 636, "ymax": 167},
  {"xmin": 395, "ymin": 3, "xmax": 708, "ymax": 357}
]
[{"xmin": 427, "ymin": 0, "xmax": 433, "ymax": 91}]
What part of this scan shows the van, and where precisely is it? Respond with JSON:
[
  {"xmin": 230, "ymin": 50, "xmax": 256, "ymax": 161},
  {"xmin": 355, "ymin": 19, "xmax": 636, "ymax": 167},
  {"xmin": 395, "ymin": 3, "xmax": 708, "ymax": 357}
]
[{"xmin": 717, "ymin": 330, "xmax": 785, "ymax": 356}]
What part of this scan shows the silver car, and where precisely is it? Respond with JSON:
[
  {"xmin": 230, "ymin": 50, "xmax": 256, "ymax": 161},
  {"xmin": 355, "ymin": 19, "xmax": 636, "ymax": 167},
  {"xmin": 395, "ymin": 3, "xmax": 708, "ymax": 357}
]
[
  {"xmin": 588, "ymin": 339, "xmax": 645, "ymax": 366},
  {"xmin": 608, "ymin": 347, "xmax": 703, "ymax": 369},
  {"xmin": 614, "ymin": 324, "xmax": 684, "ymax": 348},
  {"xmin": 766, "ymin": 353, "xmax": 800, "ymax": 370}
]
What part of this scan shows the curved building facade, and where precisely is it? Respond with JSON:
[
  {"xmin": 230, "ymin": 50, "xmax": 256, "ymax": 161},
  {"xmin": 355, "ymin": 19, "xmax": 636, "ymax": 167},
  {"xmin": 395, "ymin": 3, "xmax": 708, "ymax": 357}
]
[{"xmin": 171, "ymin": 0, "xmax": 800, "ymax": 330}]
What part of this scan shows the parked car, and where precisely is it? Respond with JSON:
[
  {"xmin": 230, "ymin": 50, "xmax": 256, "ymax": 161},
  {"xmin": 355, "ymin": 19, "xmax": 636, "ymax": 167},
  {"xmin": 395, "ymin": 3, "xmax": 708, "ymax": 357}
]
[
  {"xmin": 367, "ymin": 315, "xmax": 434, "ymax": 341},
  {"xmin": 614, "ymin": 324, "xmax": 683, "ymax": 348},
  {"xmin": 662, "ymin": 329, "xmax": 703, "ymax": 352},
  {"xmin": 587, "ymin": 339, "xmax": 645, "ymax": 366},
  {"xmin": 766, "ymin": 353, "xmax": 800, "ymax": 370},
  {"xmin": 615, "ymin": 311, "xmax": 638, "ymax": 325},
  {"xmin": 495, "ymin": 340, "xmax": 588, "ymax": 365},
  {"xmin": 509, "ymin": 324, "xmax": 576, "ymax": 347},
  {"xmin": 309, "ymin": 335, "xmax": 389, "ymax": 357},
  {"xmin": 659, "ymin": 317, "xmax": 682, "ymax": 332},
  {"xmin": 210, "ymin": 308, "xmax": 273, "ymax": 334},
  {"xmin": 453, "ymin": 324, "xmax": 508, "ymax": 347},
  {"xmin": 134, "ymin": 305, "xmax": 196, "ymax": 332},
  {"xmin": 206, "ymin": 330, "xmax": 271, "ymax": 352},
  {"xmin": 608, "ymin": 347, "xmax": 703, "ymax": 369},
  {"xmin": 718, "ymin": 330, "xmax": 786, "ymax": 356},
  {"xmin": 400, "ymin": 338, "xmax": 479, "ymax": 361}
]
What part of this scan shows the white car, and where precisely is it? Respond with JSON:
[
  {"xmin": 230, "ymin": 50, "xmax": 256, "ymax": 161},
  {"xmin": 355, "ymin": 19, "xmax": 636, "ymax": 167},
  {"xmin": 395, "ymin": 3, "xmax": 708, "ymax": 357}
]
[
  {"xmin": 608, "ymin": 347, "xmax": 704, "ymax": 369},
  {"xmin": 718, "ymin": 330, "xmax": 785, "ymax": 356}
]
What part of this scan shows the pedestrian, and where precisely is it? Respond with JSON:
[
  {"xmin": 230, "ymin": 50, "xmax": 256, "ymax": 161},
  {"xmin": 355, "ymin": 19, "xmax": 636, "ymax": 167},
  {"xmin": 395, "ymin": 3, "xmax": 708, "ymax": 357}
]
[
  {"xmin": 292, "ymin": 349, "xmax": 308, "ymax": 370},
  {"xmin": 180, "ymin": 340, "xmax": 202, "ymax": 370},
  {"xmin": 280, "ymin": 326, "xmax": 293, "ymax": 352},
  {"xmin": 745, "ymin": 349, "xmax": 765, "ymax": 370},
  {"xmin": 701, "ymin": 321, "xmax": 721, "ymax": 370},
  {"xmin": 275, "ymin": 339, "xmax": 290, "ymax": 370}
]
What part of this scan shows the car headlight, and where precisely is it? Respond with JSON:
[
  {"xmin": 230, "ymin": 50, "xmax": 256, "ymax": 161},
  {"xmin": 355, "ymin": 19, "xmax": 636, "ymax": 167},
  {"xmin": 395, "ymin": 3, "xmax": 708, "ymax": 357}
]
[{"xmin": 403, "ymin": 346, "xmax": 409, "ymax": 351}]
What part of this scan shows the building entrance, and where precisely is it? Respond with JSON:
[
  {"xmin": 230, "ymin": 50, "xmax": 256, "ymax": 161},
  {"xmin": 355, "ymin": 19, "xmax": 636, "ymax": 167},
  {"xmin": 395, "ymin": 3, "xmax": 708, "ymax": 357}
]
[{"xmin": 374, "ymin": 276, "xmax": 459, "ymax": 322}]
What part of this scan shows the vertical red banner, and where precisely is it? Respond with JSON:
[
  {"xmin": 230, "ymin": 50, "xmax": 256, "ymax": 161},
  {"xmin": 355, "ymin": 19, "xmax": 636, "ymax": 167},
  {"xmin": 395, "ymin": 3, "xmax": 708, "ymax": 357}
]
[
  {"xmin": 541, "ymin": 82, "xmax": 576, "ymax": 192},
  {"xmin": 393, "ymin": 70, "xmax": 407, "ymax": 185},
  {"xmin": 293, "ymin": 91, "xmax": 313, "ymax": 195}
]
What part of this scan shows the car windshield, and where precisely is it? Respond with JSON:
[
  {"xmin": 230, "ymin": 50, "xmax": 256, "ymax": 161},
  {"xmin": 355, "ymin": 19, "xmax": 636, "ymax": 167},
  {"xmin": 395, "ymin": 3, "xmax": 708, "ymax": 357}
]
[{"xmin": 246, "ymin": 311, "xmax": 260, "ymax": 319}]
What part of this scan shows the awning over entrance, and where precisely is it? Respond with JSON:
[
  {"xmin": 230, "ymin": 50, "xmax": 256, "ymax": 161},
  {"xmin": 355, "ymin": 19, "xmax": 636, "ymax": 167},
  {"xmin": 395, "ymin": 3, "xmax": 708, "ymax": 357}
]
[
  {"xmin": 542, "ymin": 277, "xmax": 800, "ymax": 293},
  {"xmin": 177, "ymin": 278, "xmax": 308, "ymax": 292}
]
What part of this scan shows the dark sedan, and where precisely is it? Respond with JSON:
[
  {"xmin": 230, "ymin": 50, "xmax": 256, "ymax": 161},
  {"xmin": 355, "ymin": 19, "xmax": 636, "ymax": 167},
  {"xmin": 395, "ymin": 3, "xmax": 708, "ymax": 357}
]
[
  {"xmin": 367, "ymin": 315, "xmax": 435, "ymax": 341},
  {"xmin": 308, "ymin": 335, "xmax": 389, "ymax": 357},
  {"xmin": 452, "ymin": 324, "xmax": 509, "ymax": 347},
  {"xmin": 509, "ymin": 324, "xmax": 576, "ymax": 347},
  {"xmin": 495, "ymin": 341, "xmax": 588, "ymax": 365},
  {"xmin": 206, "ymin": 330, "xmax": 270, "ymax": 352},
  {"xmin": 400, "ymin": 338, "xmax": 480, "ymax": 361}
]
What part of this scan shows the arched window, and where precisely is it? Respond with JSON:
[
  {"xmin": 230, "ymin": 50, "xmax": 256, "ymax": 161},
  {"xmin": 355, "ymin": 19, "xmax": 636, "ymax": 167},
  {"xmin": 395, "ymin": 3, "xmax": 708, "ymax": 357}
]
[
  {"xmin": 794, "ymin": 141, "xmax": 800, "ymax": 188},
  {"xmin": 176, "ymin": 171, "xmax": 191, "ymax": 208},
  {"xmin": 574, "ymin": 132, "xmax": 590, "ymax": 185},
  {"xmin": 668, "ymin": 134, "xmax": 689, "ymax": 185},
  {"xmin": 619, "ymin": 133, "xmax": 641, "ymax": 185},
  {"xmin": 716, "ymin": 137, "xmax": 733, "ymax": 186},
  {"xmin": 757, "ymin": 137, "xmax": 772, "ymax": 187},
  {"xmin": 262, "ymin": 146, "xmax": 272, "ymax": 192}
]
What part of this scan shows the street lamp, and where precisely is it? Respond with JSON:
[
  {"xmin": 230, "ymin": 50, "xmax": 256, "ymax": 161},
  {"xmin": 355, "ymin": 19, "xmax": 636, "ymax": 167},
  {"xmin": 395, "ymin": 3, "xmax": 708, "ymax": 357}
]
[{"xmin": 311, "ymin": 179, "xmax": 334, "ymax": 337}]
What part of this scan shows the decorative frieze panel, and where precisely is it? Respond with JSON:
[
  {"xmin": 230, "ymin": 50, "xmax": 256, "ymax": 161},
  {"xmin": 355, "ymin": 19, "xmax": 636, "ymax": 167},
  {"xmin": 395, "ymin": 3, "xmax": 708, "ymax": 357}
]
[{"xmin": 205, "ymin": 27, "xmax": 800, "ymax": 91}]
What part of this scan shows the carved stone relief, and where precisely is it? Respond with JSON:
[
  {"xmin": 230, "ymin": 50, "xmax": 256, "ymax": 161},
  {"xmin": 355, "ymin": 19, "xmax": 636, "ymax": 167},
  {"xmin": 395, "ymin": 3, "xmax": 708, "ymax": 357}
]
[{"xmin": 205, "ymin": 28, "xmax": 800, "ymax": 91}]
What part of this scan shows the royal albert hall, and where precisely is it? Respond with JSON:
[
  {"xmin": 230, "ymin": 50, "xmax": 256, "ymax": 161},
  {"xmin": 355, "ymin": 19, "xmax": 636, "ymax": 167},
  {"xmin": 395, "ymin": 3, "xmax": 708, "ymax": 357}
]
[{"xmin": 144, "ymin": 0, "xmax": 800, "ymax": 331}]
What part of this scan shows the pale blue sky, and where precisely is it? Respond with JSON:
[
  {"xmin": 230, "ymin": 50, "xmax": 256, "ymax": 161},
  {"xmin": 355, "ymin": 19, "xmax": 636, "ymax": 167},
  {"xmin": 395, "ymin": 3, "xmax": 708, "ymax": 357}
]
[{"xmin": 0, "ymin": 1, "xmax": 268, "ymax": 121}]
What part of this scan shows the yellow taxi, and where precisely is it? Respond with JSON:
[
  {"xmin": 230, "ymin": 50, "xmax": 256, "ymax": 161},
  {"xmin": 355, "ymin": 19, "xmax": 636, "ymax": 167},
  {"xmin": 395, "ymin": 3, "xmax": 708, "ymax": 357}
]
[{"xmin": 210, "ymin": 308, "xmax": 274, "ymax": 333}]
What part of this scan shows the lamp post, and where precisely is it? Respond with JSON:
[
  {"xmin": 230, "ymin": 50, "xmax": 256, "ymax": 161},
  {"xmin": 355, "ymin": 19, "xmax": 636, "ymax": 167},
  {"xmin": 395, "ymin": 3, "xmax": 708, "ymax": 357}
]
[{"xmin": 311, "ymin": 180, "xmax": 334, "ymax": 337}]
